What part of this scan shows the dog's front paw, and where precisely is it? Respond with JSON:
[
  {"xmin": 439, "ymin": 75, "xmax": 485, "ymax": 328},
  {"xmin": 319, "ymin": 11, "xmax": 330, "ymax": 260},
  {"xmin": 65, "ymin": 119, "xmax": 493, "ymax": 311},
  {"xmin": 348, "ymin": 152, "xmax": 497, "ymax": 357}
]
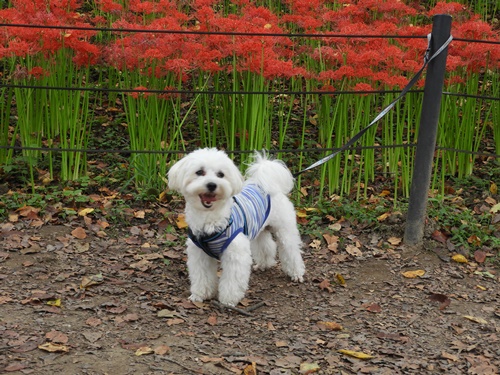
[
  {"xmin": 291, "ymin": 274, "xmax": 304, "ymax": 283},
  {"xmin": 189, "ymin": 293, "xmax": 207, "ymax": 303}
]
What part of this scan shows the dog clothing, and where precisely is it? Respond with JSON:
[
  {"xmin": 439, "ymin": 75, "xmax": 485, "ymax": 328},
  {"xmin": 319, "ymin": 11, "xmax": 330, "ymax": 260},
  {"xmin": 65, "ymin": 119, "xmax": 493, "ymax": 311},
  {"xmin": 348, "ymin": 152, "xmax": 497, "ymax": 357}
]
[{"xmin": 188, "ymin": 184, "xmax": 271, "ymax": 260}]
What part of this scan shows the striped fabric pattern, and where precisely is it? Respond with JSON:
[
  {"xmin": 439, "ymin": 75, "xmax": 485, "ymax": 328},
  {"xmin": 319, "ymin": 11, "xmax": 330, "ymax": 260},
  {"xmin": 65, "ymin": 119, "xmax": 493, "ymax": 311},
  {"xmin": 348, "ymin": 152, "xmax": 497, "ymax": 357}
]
[{"xmin": 188, "ymin": 184, "xmax": 271, "ymax": 259}]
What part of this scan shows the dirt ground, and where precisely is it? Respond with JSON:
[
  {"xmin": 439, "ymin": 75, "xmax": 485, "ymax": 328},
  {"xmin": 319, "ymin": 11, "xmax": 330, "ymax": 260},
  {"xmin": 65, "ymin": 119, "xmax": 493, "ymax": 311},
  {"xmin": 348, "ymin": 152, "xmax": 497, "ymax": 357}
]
[{"xmin": 1, "ymin": 219, "xmax": 499, "ymax": 375}]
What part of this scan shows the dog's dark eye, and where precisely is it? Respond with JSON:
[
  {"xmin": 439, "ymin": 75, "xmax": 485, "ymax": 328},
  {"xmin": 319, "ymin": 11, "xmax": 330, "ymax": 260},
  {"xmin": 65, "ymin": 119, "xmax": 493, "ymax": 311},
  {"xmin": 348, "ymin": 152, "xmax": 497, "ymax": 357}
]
[
  {"xmin": 196, "ymin": 170, "xmax": 205, "ymax": 176},
  {"xmin": 217, "ymin": 171, "xmax": 224, "ymax": 178}
]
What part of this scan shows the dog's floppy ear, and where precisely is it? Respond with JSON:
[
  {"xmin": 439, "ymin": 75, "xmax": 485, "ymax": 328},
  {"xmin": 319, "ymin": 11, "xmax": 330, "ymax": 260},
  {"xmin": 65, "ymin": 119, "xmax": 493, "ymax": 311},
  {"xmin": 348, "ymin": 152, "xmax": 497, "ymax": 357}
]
[
  {"xmin": 167, "ymin": 156, "xmax": 187, "ymax": 192},
  {"xmin": 228, "ymin": 162, "xmax": 244, "ymax": 195}
]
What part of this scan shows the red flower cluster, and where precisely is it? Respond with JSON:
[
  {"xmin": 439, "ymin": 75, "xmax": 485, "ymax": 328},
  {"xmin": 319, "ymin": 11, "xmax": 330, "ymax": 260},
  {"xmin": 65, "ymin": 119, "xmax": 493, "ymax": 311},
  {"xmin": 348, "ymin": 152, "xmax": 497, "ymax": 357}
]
[{"xmin": 0, "ymin": 0, "xmax": 498, "ymax": 89}]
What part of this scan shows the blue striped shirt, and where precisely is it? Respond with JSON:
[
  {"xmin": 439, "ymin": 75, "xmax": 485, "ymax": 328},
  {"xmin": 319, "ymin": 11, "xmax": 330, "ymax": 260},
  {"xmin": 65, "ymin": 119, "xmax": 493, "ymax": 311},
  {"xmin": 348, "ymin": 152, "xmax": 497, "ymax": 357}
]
[{"xmin": 188, "ymin": 184, "xmax": 271, "ymax": 259}]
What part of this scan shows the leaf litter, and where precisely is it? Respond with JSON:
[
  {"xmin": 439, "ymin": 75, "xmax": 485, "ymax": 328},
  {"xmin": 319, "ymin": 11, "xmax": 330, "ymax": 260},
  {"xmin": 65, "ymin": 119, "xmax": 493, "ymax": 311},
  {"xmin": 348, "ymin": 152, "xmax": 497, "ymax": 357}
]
[{"xmin": 0, "ymin": 198, "xmax": 499, "ymax": 374}]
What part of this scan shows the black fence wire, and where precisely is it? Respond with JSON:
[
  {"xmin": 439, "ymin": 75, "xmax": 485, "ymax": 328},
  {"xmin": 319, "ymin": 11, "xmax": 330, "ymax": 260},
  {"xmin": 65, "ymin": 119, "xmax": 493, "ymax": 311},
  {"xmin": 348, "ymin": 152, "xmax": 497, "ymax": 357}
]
[{"xmin": 1, "ymin": 24, "xmax": 499, "ymax": 160}]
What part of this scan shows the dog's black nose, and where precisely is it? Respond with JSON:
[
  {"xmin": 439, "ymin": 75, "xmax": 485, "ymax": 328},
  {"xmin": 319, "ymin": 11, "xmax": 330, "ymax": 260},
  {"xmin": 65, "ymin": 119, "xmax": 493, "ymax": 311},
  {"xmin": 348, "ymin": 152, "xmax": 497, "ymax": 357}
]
[{"xmin": 206, "ymin": 182, "xmax": 217, "ymax": 192}]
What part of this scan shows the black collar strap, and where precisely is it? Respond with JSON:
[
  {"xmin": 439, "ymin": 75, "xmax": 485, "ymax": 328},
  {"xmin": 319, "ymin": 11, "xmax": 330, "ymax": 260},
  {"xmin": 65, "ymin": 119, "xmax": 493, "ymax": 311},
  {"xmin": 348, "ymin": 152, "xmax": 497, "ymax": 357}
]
[{"xmin": 187, "ymin": 217, "xmax": 233, "ymax": 260}]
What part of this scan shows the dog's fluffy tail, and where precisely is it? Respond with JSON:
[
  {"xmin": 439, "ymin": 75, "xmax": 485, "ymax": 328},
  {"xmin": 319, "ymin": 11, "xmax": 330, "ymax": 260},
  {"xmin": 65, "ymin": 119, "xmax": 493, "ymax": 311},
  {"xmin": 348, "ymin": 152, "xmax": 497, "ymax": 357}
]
[{"xmin": 245, "ymin": 152, "xmax": 294, "ymax": 195}]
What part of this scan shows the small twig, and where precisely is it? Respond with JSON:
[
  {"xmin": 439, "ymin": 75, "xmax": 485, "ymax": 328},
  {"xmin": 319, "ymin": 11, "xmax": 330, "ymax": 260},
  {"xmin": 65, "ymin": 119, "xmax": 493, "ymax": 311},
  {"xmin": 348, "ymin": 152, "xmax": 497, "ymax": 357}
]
[
  {"xmin": 162, "ymin": 356, "xmax": 199, "ymax": 374},
  {"xmin": 246, "ymin": 301, "xmax": 266, "ymax": 312},
  {"xmin": 210, "ymin": 300, "xmax": 252, "ymax": 316}
]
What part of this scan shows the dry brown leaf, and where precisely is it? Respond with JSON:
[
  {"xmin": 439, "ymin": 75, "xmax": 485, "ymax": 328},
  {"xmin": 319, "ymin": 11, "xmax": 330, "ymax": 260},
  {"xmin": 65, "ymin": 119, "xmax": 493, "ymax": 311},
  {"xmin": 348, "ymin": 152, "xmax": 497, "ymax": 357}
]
[
  {"xmin": 154, "ymin": 345, "xmax": 171, "ymax": 355},
  {"xmin": 365, "ymin": 303, "xmax": 382, "ymax": 313},
  {"xmin": 80, "ymin": 273, "xmax": 104, "ymax": 289},
  {"xmin": 377, "ymin": 212, "xmax": 390, "ymax": 222},
  {"xmin": 166, "ymin": 318, "xmax": 185, "ymax": 326},
  {"xmin": 338, "ymin": 349, "xmax": 374, "ymax": 360},
  {"xmin": 463, "ymin": 315, "xmax": 488, "ymax": 325},
  {"xmin": 38, "ymin": 342, "xmax": 69, "ymax": 353},
  {"xmin": 243, "ymin": 362, "xmax": 257, "ymax": 375},
  {"xmin": 275, "ymin": 340, "xmax": 288, "ymax": 347},
  {"xmin": 441, "ymin": 351, "xmax": 459, "ymax": 361},
  {"xmin": 176, "ymin": 214, "xmax": 188, "ymax": 229},
  {"xmin": 318, "ymin": 279, "xmax": 333, "ymax": 293},
  {"xmin": 428, "ymin": 293, "xmax": 451, "ymax": 310},
  {"xmin": 207, "ymin": 315, "xmax": 217, "ymax": 326},
  {"xmin": 345, "ymin": 244, "xmax": 362, "ymax": 257},
  {"xmin": 387, "ymin": 236, "xmax": 402, "ymax": 246},
  {"xmin": 402, "ymin": 270, "xmax": 425, "ymax": 278},
  {"xmin": 299, "ymin": 362, "xmax": 320, "ymax": 374},
  {"xmin": 467, "ymin": 235, "xmax": 481, "ymax": 247},
  {"xmin": 474, "ymin": 250, "xmax": 486, "ymax": 263},
  {"xmin": 431, "ymin": 229, "xmax": 448, "ymax": 244},
  {"xmin": 71, "ymin": 227, "xmax": 87, "ymax": 239},
  {"xmin": 317, "ymin": 321, "xmax": 343, "ymax": 331},
  {"xmin": 135, "ymin": 346, "xmax": 154, "ymax": 356},
  {"xmin": 78, "ymin": 207, "xmax": 94, "ymax": 216},
  {"xmin": 46, "ymin": 330, "xmax": 68, "ymax": 344}
]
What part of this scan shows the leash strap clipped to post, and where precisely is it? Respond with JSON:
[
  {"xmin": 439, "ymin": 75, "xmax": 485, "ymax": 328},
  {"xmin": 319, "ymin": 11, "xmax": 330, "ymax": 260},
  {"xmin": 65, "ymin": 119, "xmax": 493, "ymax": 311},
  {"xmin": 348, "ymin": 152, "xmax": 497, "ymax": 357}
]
[{"xmin": 293, "ymin": 33, "xmax": 453, "ymax": 178}]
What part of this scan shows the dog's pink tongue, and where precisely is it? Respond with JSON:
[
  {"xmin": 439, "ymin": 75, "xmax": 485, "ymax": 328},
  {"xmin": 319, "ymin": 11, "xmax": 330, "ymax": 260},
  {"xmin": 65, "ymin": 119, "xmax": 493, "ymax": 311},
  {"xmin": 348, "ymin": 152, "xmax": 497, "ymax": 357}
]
[{"xmin": 200, "ymin": 193, "xmax": 217, "ymax": 202}]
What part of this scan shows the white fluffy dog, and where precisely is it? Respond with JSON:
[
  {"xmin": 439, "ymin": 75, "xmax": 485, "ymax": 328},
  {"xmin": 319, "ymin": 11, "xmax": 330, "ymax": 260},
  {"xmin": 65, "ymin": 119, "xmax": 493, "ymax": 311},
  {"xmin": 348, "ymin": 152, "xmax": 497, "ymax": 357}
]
[{"xmin": 168, "ymin": 148, "xmax": 305, "ymax": 306}]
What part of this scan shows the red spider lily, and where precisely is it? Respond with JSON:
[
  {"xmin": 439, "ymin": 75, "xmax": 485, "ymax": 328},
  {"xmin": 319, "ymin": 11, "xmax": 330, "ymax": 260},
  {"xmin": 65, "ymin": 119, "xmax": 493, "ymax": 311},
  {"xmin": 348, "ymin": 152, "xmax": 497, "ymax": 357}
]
[
  {"xmin": 28, "ymin": 66, "xmax": 49, "ymax": 78},
  {"xmin": 129, "ymin": 86, "xmax": 151, "ymax": 99},
  {"xmin": 97, "ymin": 0, "xmax": 123, "ymax": 14},
  {"xmin": 352, "ymin": 82, "xmax": 375, "ymax": 94}
]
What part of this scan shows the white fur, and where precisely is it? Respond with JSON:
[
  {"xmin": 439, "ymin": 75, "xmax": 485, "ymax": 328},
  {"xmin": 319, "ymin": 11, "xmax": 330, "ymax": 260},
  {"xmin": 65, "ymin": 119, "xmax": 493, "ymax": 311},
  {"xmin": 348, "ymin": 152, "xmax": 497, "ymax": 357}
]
[{"xmin": 168, "ymin": 148, "xmax": 305, "ymax": 306}]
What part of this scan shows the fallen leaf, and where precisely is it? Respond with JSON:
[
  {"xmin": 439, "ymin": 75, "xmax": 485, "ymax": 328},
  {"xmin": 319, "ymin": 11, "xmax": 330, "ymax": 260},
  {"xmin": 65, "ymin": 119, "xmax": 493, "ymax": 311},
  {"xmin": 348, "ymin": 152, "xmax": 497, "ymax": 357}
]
[
  {"xmin": 490, "ymin": 181, "xmax": 498, "ymax": 195},
  {"xmin": 467, "ymin": 235, "xmax": 481, "ymax": 247},
  {"xmin": 452, "ymin": 254, "xmax": 468, "ymax": 263},
  {"xmin": 463, "ymin": 315, "xmax": 488, "ymax": 325},
  {"xmin": 299, "ymin": 362, "xmax": 320, "ymax": 374},
  {"xmin": 71, "ymin": 227, "xmax": 87, "ymax": 239},
  {"xmin": 78, "ymin": 207, "xmax": 94, "ymax": 216},
  {"xmin": 402, "ymin": 270, "xmax": 425, "ymax": 278},
  {"xmin": 176, "ymin": 214, "xmax": 188, "ymax": 229},
  {"xmin": 387, "ymin": 237, "xmax": 402, "ymax": 246},
  {"xmin": 38, "ymin": 342, "xmax": 69, "ymax": 353},
  {"xmin": 80, "ymin": 273, "xmax": 104, "ymax": 289},
  {"xmin": 317, "ymin": 321, "xmax": 343, "ymax": 331},
  {"xmin": 207, "ymin": 315, "xmax": 217, "ymax": 326},
  {"xmin": 4, "ymin": 363, "xmax": 27, "ymax": 372},
  {"xmin": 135, "ymin": 346, "xmax": 154, "ymax": 356},
  {"xmin": 323, "ymin": 234, "xmax": 339, "ymax": 252},
  {"xmin": 243, "ymin": 362, "xmax": 257, "ymax": 375},
  {"xmin": 490, "ymin": 202, "xmax": 500, "ymax": 213},
  {"xmin": 46, "ymin": 330, "xmax": 68, "ymax": 344},
  {"xmin": 200, "ymin": 356, "xmax": 224, "ymax": 363},
  {"xmin": 318, "ymin": 279, "xmax": 333, "ymax": 293},
  {"xmin": 335, "ymin": 273, "xmax": 346, "ymax": 286},
  {"xmin": 154, "ymin": 345, "xmax": 171, "ymax": 355},
  {"xmin": 275, "ymin": 340, "xmax": 288, "ymax": 348},
  {"xmin": 377, "ymin": 212, "xmax": 390, "ymax": 222},
  {"xmin": 441, "ymin": 351, "xmax": 459, "ymax": 361},
  {"xmin": 428, "ymin": 293, "xmax": 451, "ymax": 310},
  {"xmin": 473, "ymin": 250, "xmax": 486, "ymax": 263},
  {"xmin": 338, "ymin": 349, "xmax": 374, "ymax": 360},
  {"xmin": 46, "ymin": 299, "xmax": 62, "ymax": 307},
  {"xmin": 134, "ymin": 210, "xmax": 146, "ymax": 219},
  {"xmin": 166, "ymin": 318, "xmax": 184, "ymax": 326},
  {"xmin": 365, "ymin": 303, "xmax": 382, "ymax": 313},
  {"xmin": 345, "ymin": 244, "xmax": 362, "ymax": 257},
  {"xmin": 431, "ymin": 229, "xmax": 448, "ymax": 244}
]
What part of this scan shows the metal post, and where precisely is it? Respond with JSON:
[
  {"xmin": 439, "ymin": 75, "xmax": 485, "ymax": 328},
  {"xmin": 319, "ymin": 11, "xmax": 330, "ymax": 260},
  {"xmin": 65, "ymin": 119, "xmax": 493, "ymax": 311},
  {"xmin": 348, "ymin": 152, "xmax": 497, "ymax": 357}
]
[{"xmin": 404, "ymin": 14, "xmax": 452, "ymax": 245}]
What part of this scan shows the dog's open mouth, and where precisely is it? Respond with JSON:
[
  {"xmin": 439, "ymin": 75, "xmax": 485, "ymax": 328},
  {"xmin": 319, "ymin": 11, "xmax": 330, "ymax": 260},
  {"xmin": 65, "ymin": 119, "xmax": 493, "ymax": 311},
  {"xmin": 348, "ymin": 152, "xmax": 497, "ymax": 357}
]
[{"xmin": 199, "ymin": 193, "xmax": 217, "ymax": 208}]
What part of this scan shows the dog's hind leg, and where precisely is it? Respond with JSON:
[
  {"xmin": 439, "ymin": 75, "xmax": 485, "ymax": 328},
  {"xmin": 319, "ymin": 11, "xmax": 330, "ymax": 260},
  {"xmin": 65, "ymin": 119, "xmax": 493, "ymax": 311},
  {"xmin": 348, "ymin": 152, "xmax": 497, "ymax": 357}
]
[
  {"xmin": 251, "ymin": 230, "xmax": 277, "ymax": 271},
  {"xmin": 186, "ymin": 242, "xmax": 218, "ymax": 302},
  {"xmin": 272, "ymin": 215, "xmax": 305, "ymax": 283}
]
